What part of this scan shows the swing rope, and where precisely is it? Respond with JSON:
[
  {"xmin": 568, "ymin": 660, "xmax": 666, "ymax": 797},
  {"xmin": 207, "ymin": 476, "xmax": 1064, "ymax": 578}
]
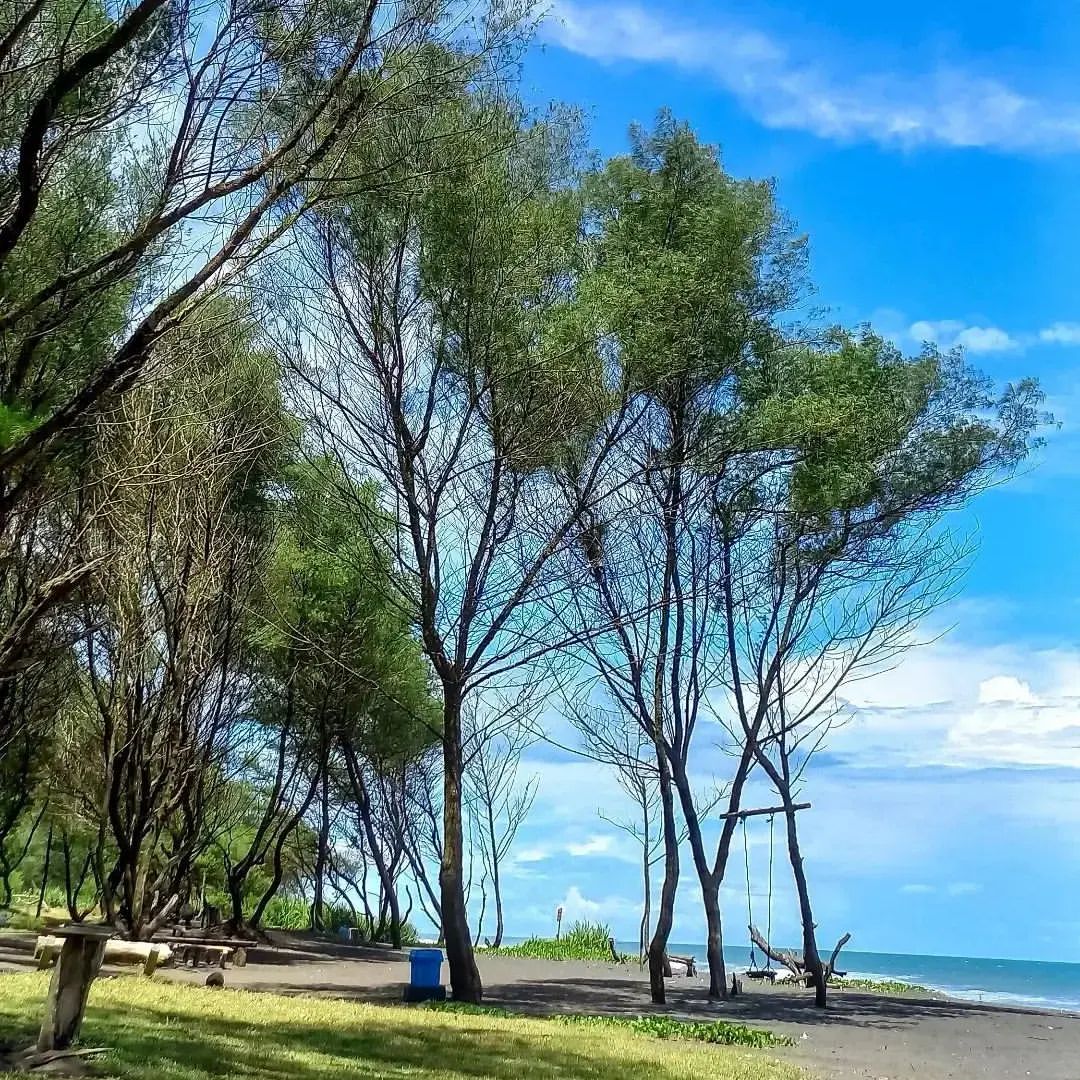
[
  {"xmin": 744, "ymin": 813, "xmax": 778, "ymax": 973},
  {"xmin": 765, "ymin": 814, "xmax": 775, "ymax": 970},
  {"xmin": 742, "ymin": 816, "xmax": 758, "ymax": 970}
]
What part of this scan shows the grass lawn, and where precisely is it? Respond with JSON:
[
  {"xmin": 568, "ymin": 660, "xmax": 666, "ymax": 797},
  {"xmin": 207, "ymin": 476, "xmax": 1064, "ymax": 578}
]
[{"xmin": 0, "ymin": 971, "xmax": 804, "ymax": 1079}]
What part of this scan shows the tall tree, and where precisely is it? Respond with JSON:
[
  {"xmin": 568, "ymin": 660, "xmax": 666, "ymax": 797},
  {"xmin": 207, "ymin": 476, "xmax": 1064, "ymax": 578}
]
[
  {"xmin": 564, "ymin": 114, "xmax": 807, "ymax": 1000},
  {"xmin": 281, "ymin": 75, "xmax": 624, "ymax": 1000},
  {"xmin": 717, "ymin": 330, "xmax": 1045, "ymax": 1005},
  {"xmin": 62, "ymin": 299, "xmax": 286, "ymax": 937},
  {"xmin": 247, "ymin": 457, "xmax": 438, "ymax": 939}
]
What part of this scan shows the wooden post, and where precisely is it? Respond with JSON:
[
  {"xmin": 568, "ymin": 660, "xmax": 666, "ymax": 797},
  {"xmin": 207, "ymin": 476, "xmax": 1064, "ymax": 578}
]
[{"xmin": 36, "ymin": 925, "xmax": 113, "ymax": 1053}]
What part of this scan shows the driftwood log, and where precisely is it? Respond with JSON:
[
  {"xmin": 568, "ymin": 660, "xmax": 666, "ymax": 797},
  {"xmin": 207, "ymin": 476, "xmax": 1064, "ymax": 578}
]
[{"xmin": 748, "ymin": 925, "xmax": 851, "ymax": 984}]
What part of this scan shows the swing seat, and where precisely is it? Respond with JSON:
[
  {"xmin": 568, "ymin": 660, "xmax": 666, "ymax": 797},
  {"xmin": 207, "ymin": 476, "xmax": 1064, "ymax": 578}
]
[{"xmin": 743, "ymin": 967, "xmax": 776, "ymax": 982}]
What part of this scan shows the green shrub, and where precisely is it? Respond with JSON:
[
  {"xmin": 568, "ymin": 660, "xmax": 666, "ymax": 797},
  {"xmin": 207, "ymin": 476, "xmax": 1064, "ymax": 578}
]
[
  {"xmin": 832, "ymin": 976, "xmax": 931, "ymax": 995},
  {"xmin": 425, "ymin": 1002, "xmax": 790, "ymax": 1048},
  {"xmin": 483, "ymin": 920, "xmax": 629, "ymax": 962},
  {"xmin": 260, "ymin": 895, "xmax": 420, "ymax": 945},
  {"xmin": 261, "ymin": 895, "xmax": 309, "ymax": 930}
]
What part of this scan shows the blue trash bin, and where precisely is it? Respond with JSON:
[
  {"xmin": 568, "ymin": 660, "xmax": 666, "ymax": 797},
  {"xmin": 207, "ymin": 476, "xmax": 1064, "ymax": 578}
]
[{"xmin": 404, "ymin": 948, "xmax": 446, "ymax": 1002}]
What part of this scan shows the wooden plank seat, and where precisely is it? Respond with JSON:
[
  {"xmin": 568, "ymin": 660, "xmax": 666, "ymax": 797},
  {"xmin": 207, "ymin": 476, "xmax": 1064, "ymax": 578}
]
[
  {"xmin": 36, "ymin": 934, "xmax": 172, "ymax": 976},
  {"xmin": 153, "ymin": 936, "xmax": 256, "ymax": 968}
]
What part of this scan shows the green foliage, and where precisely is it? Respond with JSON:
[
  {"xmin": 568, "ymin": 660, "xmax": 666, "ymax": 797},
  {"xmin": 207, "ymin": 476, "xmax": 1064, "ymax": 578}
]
[
  {"xmin": 261, "ymin": 895, "xmax": 310, "ymax": 930},
  {"xmin": 251, "ymin": 456, "xmax": 439, "ymax": 766},
  {"xmin": 483, "ymin": 920, "xmax": 628, "ymax": 962},
  {"xmin": 832, "ymin": 977, "xmax": 932, "ymax": 996},
  {"xmin": 427, "ymin": 1002, "xmax": 790, "ymax": 1048},
  {"xmin": 260, "ymin": 895, "xmax": 420, "ymax": 945},
  {"xmin": 582, "ymin": 110, "xmax": 805, "ymax": 411}
]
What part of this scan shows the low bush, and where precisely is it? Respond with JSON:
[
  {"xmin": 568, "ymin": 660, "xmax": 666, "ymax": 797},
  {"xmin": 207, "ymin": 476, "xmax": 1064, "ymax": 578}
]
[
  {"xmin": 483, "ymin": 920, "xmax": 629, "ymax": 962},
  {"xmin": 831, "ymin": 976, "xmax": 931, "ymax": 995}
]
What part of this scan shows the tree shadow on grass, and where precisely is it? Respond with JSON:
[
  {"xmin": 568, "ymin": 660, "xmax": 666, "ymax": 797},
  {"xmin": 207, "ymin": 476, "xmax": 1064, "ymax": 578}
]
[{"xmin": 72, "ymin": 1001, "xmax": 769, "ymax": 1080}]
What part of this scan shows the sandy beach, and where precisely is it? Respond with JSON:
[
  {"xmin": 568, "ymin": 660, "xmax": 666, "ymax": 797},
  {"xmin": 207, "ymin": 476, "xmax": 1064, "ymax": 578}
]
[{"xmin": 3, "ymin": 930, "xmax": 1077, "ymax": 1079}]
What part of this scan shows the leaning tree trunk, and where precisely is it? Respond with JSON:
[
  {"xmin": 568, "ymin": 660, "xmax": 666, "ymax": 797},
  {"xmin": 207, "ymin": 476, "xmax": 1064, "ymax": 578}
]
[
  {"xmin": 647, "ymin": 744, "xmax": 680, "ymax": 1005},
  {"xmin": 670, "ymin": 760, "xmax": 728, "ymax": 998},
  {"xmin": 440, "ymin": 688, "xmax": 482, "ymax": 1003},
  {"xmin": 783, "ymin": 799, "xmax": 826, "ymax": 1007},
  {"xmin": 343, "ymin": 742, "xmax": 403, "ymax": 948},
  {"xmin": 311, "ymin": 766, "xmax": 331, "ymax": 932}
]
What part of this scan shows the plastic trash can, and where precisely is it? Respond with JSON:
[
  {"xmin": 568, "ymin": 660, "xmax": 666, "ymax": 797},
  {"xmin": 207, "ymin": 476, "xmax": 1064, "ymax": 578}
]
[{"xmin": 403, "ymin": 947, "xmax": 446, "ymax": 1002}]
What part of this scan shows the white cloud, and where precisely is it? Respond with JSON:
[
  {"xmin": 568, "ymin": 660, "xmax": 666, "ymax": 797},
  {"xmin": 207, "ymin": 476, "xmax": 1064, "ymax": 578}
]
[
  {"xmin": 901, "ymin": 883, "xmax": 936, "ymax": 894},
  {"xmin": 544, "ymin": 2, "xmax": 1080, "ymax": 153},
  {"xmin": 1040, "ymin": 323, "xmax": 1080, "ymax": 346},
  {"xmin": 977, "ymin": 675, "xmax": 1039, "ymax": 706},
  {"xmin": 876, "ymin": 311, "xmax": 1080, "ymax": 356},
  {"xmin": 832, "ymin": 640, "xmax": 1080, "ymax": 770},
  {"xmin": 566, "ymin": 834, "xmax": 616, "ymax": 857},
  {"xmin": 512, "ymin": 846, "xmax": 553, "ymax": 864},
  {"xmin": 906, "ymin": 319, "xmax": 1020, "ymax": 354},
  {"xmin": 947, "ymin": 882, "xmax": 982, "ymax": 896},
  {"xmin": 558, "ymin": 884, "xmax": 639, "ymax": 922}
]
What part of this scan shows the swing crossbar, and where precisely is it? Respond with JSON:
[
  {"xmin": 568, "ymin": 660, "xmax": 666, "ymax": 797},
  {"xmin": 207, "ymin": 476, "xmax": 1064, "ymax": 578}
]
[{"xmin": 720, "ymin": 802, "xmax": 810, "ymax": 821}]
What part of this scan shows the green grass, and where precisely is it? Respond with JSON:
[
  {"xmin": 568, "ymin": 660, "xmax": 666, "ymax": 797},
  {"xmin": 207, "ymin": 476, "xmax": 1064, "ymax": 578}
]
[
  {"xmin": 428, "ymin": 1002, "xmax": 792, "ymax": 1048},
  {"xmin": 482, "ymin": 920, "xmax": 633, "ymax": 963},
  {"xmin": 0, "ymin": 971, "xmax": 803, "ymax": 1080}
]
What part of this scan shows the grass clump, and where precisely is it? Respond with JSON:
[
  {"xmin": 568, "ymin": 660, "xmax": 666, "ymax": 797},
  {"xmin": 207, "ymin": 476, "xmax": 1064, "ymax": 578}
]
[
  {"xmin": 483, "ymin": 919, "xmax": 631, "ymax": 962},
  {"xmin": 0, "ymin": 971, "xmax": 803, "ymax": 1080},
  {"xmin": 427, "ymin": 1002, "xmax": 792, "ymax": 1049}
]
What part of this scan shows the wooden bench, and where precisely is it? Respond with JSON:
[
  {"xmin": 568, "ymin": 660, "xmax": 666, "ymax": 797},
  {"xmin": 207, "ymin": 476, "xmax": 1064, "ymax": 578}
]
[
  {"xmin": 154, "ymin": 936, "xmax": 256, "ymax": 969},
  {"xmin": 36, "ymin": 935, "xmax": 172, "ymax": 977}
]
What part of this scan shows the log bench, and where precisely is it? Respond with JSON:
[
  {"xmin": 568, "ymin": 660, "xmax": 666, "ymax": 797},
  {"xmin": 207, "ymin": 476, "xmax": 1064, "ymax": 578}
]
[
  {"xmin": 153, "ymin": 936, "xmax": 256, "ymax": 969},
  {"xmin": 36, "ymin": 935, "xmax": 173, "ymax": 977}
]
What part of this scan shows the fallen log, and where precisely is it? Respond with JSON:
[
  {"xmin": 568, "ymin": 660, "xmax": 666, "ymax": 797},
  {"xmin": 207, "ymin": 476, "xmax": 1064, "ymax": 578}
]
[
  {"xmin": 665, "ymin": 953, "xmax": 697, "ymax": 977},
  {"xmin": 749, "ymin": 925, "xmax": 851, "ymax": 983}
]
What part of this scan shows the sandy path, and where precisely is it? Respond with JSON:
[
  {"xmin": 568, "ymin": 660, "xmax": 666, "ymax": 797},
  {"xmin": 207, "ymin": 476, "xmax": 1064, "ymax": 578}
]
[{"xmin": 3, "ymin": 931, "xmax": 1077, "ymax": 1079}]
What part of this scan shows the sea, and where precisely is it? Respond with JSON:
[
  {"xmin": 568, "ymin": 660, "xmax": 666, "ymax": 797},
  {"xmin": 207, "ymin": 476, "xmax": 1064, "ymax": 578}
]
[{"xmin": 642, "ymin": 942, "xmax": 1080, "ymax": 1014}]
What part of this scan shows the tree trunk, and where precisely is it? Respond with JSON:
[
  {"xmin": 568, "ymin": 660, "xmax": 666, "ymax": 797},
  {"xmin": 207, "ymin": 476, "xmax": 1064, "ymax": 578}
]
[
  {"xmin": 701, "ymin": 878, "xmax": 725, "ymax": 998},
  {"xmin": 491, "ymin": 854, "xmax": 505, "ymax": 948},
  {"xmin": 342, "ymin": 742, "xmax": 402, "ymax": 948},
  {"xmin": 647, "ymin": 745, "xmax": 679, "ymax": 1005},
  {"xmin": 783, "ymin": 800, "xmax": 826, "ymax": 1007},
  {"xmin": 669, "ymin": 761, "xmax": 727, "ymax": 997},
  {"xmin": 250, "ymin": 766, "xmax": 320, "ymax": 929},
  {"xmin": 228, "ymin": 876, "xmax": 245, "ymax": 933},
  {"xmin": 440, "ymin": 688, "xmax": 482, "ymax": 1002},
  {"xmin": 36, "ymin": 823, "xmax": 53, "ymax": 918},
  {"xmin": 311, "ymin": 760, "xmax": 330, "ymax": 932},
  {"xmin": 639, "ymin": 834, "xmax": 651, "ymax": 964}
]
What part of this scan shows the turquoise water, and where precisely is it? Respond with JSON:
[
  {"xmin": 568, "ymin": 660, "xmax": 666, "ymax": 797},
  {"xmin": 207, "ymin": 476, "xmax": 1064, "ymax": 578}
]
[{"xmin": 651, "ymin": 942, "xmax": 1080, "ymax": 1013}]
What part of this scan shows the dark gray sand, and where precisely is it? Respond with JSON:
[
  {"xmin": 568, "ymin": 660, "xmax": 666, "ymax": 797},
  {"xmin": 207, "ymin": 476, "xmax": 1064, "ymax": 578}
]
[{"xmin": 3, "ymin": 930, "xmax": 1077, "ymax": 1079}]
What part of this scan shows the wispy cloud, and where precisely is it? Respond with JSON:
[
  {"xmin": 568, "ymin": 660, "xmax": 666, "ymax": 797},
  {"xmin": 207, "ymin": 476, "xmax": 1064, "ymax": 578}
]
[
  {"xmin": 544, "ymin": 2, "xmax": 1080, "ymax": 153},
  {"xmin": 566, "ymin": 834, "xmax": 616, "ymax": 857},
  {"xmin": 873, "ymin": 311, "xmax": 1080, "ymax": 355}
]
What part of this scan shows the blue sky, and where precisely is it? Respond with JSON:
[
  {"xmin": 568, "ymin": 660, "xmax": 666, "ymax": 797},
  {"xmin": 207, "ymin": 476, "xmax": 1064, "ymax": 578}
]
[{"xmin": 464, "ymin": 0, "xmax": 1080, "ymax": 962}]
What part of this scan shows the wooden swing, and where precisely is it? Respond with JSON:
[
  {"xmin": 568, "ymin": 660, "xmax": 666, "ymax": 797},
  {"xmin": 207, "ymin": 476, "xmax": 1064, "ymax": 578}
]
[{"xmin": 742, "ymin": 812, "xmax": 777, "ymax": 982}]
